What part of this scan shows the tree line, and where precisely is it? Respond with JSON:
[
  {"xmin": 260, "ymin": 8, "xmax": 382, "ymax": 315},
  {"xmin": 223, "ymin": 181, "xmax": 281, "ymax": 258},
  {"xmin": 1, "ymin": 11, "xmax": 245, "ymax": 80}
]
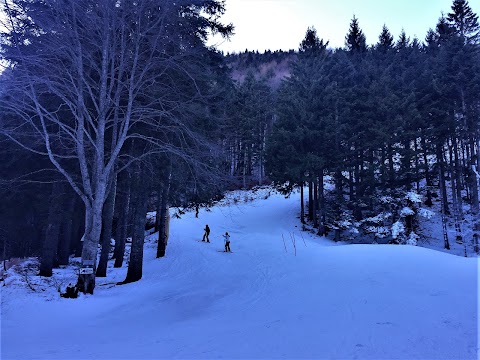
[{"xmin": 267, "ymin": 0, "xmax": 480, "ymax": 252}]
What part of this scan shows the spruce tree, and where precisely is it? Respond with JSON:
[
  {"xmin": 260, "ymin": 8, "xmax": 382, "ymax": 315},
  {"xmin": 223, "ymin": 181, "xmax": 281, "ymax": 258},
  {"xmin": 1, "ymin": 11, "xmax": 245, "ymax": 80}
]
[
  {"xmin": 345, "ymin": 16, "xmax": 367, "ymax": 54},
  {"xmin": 396, "ymin": 29, "xmax": 410, "ymax": 50},
  {"xmin": 377, "ymin": 24, "xmax": 394, "ymax": 53},
  {"xmin": 447, "ymin": 0, "xmax": 480, "ymax": 43},
  {"xmin": 299, "ymin": 27, "xmax": 329, "ymax": 54}
]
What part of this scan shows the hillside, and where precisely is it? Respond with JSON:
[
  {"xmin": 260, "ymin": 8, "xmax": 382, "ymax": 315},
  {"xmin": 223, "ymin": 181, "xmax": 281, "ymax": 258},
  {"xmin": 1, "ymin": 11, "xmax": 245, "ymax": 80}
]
[
  {"xmin": 1, "ymin": 188, "xmax": 478, "ymax": 360},
  {"xmin": 225, "ymin": 50, "xmax": 294, "ymax": 88}
]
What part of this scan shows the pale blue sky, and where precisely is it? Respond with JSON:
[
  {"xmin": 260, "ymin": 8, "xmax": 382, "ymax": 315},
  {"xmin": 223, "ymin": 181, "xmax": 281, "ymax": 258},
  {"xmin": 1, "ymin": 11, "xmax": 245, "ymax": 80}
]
[{"xmin": 209, "ymin": 0, "xmax": 480, "ymax": 53}]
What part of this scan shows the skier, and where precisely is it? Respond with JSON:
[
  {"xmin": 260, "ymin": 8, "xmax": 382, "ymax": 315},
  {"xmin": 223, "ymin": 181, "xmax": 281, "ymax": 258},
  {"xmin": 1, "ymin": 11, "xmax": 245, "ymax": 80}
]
[
  {"xmin": 202, "ymin": 224, "xmax": 210, "ymax": 242},
  {"xmin": 223, "ymin": 231, "xmax": 231, "ymax": 252}
]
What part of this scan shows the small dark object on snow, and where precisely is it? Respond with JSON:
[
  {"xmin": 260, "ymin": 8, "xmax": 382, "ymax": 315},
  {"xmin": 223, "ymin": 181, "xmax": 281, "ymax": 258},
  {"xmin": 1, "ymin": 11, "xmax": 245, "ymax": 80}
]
[{"xmin": 61, "ymin": 283, "xmax": 79, "ymax": 298}]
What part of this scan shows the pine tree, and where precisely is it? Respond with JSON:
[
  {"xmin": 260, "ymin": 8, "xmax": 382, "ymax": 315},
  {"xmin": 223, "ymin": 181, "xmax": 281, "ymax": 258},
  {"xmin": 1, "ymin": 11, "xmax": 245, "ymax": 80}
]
[
  {"xmin": 446, "ymin": 0, "xmax": 480, "ymax": 248},
  {"xmin": 377, "ymin": 24, "xmax": 394, "ymax": 53},
  {"xmin": 227, "ymin": 73, "xmax": 272, "ymax": 187},
  {"xmin": 447, "ymin": 0, "xmax": 480, "ymax": 43},
  {"xmin": 345, "ymin": 16, "xmax": 367, "ymax": 54},
  {"xmin": 299, "ymin": 27, "xmax": 329, "ymax": 54},
  {"xmin": 396, "ymin": 29, "xmax": 410, "ymax": 50}
]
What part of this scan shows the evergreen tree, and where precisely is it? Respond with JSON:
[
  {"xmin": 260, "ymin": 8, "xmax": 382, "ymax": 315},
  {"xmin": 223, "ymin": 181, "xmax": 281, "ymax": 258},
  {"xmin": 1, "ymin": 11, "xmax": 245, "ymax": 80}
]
[
  {"xmin": 226, "ymin": 72, "xmax": 272, "ymax": 187},
  {"xmin": 447, "ymin": 0, "xmax": 480, "ymax": 43},
  {"xmin": 377, "ymin": 24, "xmax": 394, "ymax": 53},
  {"xmin": 345, "ymin": 16, "xmax": 367, "ymax": 54},
  {"xmin": 396, "ymin": 29, "xmax": 410, "ymax": 50},
  {"xmin": 299, "ymin": 26, "xmax": 329, "ymax": 54}
]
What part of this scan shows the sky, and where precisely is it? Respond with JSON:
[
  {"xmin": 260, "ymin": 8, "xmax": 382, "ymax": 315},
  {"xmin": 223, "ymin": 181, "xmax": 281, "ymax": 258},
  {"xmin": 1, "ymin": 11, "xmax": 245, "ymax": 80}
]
[
  {"xmin": 208, "ymin": 0, "xmax": 480, "ymax": 53},
  {"xmin": 2, "ymin": 188, "xmax": 478, "ymax": 359}
]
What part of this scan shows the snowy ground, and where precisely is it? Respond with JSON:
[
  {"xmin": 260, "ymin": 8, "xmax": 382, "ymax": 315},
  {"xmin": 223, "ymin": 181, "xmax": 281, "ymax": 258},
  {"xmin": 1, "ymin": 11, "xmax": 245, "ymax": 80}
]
[{"xmin": 1, "ymin": 188, "xmax": 479, "ymax": 359}]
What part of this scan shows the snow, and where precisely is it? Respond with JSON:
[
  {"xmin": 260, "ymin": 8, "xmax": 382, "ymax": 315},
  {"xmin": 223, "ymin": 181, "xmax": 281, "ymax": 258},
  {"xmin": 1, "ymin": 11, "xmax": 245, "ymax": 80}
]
[
  {"xmin": 407, "ymin": 232, "xmax": 419, "ymax": 246},
  {"xmin": 392, "ymin": 220, "xmax": 405, "ymax": 239},
  {"xmin": 365, "ymin": 225, "xmax": 390, "ymax": 238},
  {"xmin": 364, "ymin": 212, "xmax": 392, "ymax": 224},
  {"xmin": 405, "ymin": 191, "xmax": 422, "ymax": 203},
  {"xmin": 419, "ymin": 207, "xmax": 435, "ymax": 220},
  {"xmin": 400, "ymin": 206, "xmax": 415, "ymax": 216},
  {"xmin": 1, "ymin": 188, "xmax": 479, "ymax": 359}
]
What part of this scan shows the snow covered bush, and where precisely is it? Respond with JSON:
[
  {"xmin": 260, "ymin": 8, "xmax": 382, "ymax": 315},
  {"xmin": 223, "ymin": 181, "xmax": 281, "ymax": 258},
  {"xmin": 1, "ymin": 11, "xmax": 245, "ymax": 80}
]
[
  {"xmin": 331, "ymin": 214, "xmax": 355, "ymax": 234},
  {"xmin": 306, "ymin": 175, "xmax": 435, "ymax": 245},
  {"xmin": 338, "ymin": 190, "xmax": 432, "ymax": 245},
  {"xmin": 362, "ymin": 212, "xmax": 393, "ymax": 240},
  {"xmin": 418, "ymin": 208, "xmax": 434, "ymax": 220},
  {"xmin": 391, "ymin": 221, "xmax": 405, "ymax": 240},
  {"xmin": 388, "ymin": 191, "xmax": 433, "ymax": 246},
  {"xmin": 400, "ymin": 207, "xmax": 415, "ymax": 216},
  {"xmin": 406, "ymin": 232, "xmax": 419, "ymax": 246},
  {"xmin": 405, "ymin": 191, "xmax": 422, "ymax": 204}
]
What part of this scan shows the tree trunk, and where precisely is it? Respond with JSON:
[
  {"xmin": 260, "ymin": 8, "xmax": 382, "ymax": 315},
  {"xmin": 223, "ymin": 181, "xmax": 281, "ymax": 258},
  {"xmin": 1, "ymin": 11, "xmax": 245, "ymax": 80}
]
[
  {"xmin": 448, "ymin": 139, "xmax": 463, "ymax": 245},
  {"xmin": 156, "ymin": 203, "xmax": 170, "ymax": 259},
  {"xmin": 96, "ymin": 175, "xmax": 117, "ymax": 277},
  {"xmin": 452, "ymin": 136, "xmax": 463, "ymax": 210},
  {"xmin": 57, "ymin": 194, "xmax": 77, "ymax": 266},
  {"xmin": 437, "ymin": 142, "xmax": 449, "ymax": 215},
  {"xmin": 76, "ymin": 192, "xmax": 106, "ymax": 295},
  {"xmin": 124, "ymin": 168, "xmax": 149, "ymax": 283},
  {"xmin": 154, "ymin": 189, "xmax": 162, "ymax": 232},
  {"xmin": 387, "ymin": 143, "xmax": 395, "ymax": 189},
  {"xmin": 421, "ymin": 134, "xmax": 431, "ymax": 186},
  {"xmin": 39, "ymin": 181, "xmax": 65, "ymax": 277},
  {"xmin": 318, "ymin": 170, "xmax": 326, "ymax": 236},
  {"xmin": 477, "ymin": 137, "xmax": 480, "ymax": 173},
  {"xmin": 313, "ymin": 179, "xmax": 318, "ymax": 228},
  {"xmin": 414, "ymin": 138, "xmax": 420, "ymax": 191},
  {"xmin": 438, "ymin": 151, "xmax": 450, "ymax": 251},
  {"xmin": 349, "ymin": 168, "xmax": 355, "ymax": 201},
  {"xmin": 441, "ymin": 208, "xmax": 450, "ymax": 250},
  {"xmin": 308, "ymin": 181, "xmax": 313, "ymax": 221},
  {"xmin": 451, "ymin": 182, "xmax": 463, "ymax": 245},
  {"xmin": 258, "ymin": 122, "xmax": 267, "ymax": 185},
  {"xmin": 355, "ymin": 149, "xmax": 361, "ymax": 196},
  {"xmin": 380, "ymin": 147, "xmax": 387, "ymax": 190},
  {"xmin": 403, "ymin": 139, "xmax": 411, "ymax": 188},
  {"xmin": 461, "ymin": 138, "xmax": 469, "ymax": 201},
  {"xmin": 243, "ymin": 144, "xmax": 247, "ymax": 189},
  {"xmin": 300, "ymin": 184, "xmax": 305, "ymax": 225},
  {"xmin": 114, "ymin": 174, "xmax": 131, "ymax": 268},
  {"xmin": 353, "ymin": 154, "xmax": 362, "ymax": 221},
  {"xmin": 469, "ymin": 136, "xmax": 479, "ymax": 253},
  {"xmin": 334, "ymin": 169, "xmax": 342, "ymax": 242},
  {"xmin": 230, "ymin": 142, "xmax": 236, "ymax": 176},
  {"xmin": 368, "ymin": 149, "xmax": 376, "ymax": 198},
  {"xmin": 157, "ymin": 170, "xmax": 172, "ymax": 258}
]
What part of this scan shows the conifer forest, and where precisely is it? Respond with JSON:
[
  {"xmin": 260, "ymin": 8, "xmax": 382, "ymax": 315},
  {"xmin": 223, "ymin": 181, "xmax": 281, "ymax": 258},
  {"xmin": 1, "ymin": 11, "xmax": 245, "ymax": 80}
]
[{"xmin": 1, "ymin": 0, "xmax": 479, "ymax": 294}]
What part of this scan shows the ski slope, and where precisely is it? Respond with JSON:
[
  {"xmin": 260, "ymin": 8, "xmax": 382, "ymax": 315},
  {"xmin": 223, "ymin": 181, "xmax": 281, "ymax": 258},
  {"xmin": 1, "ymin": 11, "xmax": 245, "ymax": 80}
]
[{"xmin": 1, "ymin": 189, "xmax": 479, "ymax": 359}]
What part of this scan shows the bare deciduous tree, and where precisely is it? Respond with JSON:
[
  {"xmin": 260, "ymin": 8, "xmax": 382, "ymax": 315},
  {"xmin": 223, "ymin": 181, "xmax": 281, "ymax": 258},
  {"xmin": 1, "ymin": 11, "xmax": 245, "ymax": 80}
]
[{"xmin": 0, "ymin": 0, "xmax": 232, "ymax": 293}]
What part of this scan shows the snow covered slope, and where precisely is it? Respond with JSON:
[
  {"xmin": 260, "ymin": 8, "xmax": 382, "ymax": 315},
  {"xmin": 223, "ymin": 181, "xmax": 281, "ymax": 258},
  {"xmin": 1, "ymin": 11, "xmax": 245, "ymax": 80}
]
[{"xmin": 1, "ymin": 189, "xmax": 478, "ymax": 359}]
